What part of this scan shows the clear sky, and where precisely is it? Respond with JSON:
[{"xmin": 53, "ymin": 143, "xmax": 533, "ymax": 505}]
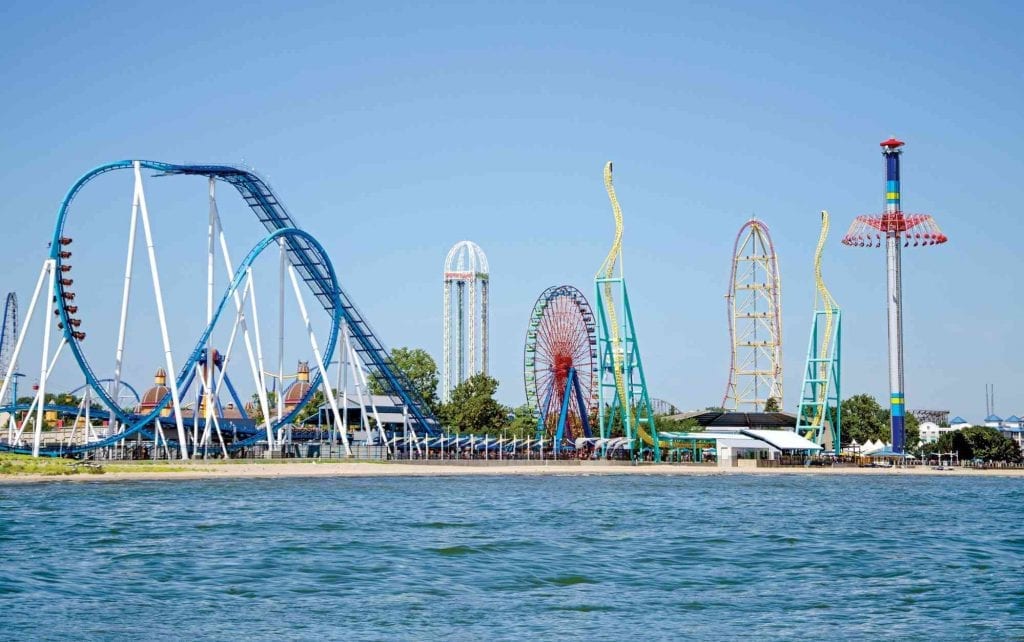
[{"xmin": 1, "ymin": 0, "xmax": 1021, "ymax": 420}]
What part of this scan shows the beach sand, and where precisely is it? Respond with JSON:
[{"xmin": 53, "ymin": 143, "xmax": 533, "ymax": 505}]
[{"xmin": 3, "ymin": 460, "xmax": 1024, "ymax": 483}]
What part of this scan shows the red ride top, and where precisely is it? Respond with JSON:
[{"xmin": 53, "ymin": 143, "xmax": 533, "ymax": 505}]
[{"xmin": 880, "ymin": 137, "xmax": 904, "ymax": 149}]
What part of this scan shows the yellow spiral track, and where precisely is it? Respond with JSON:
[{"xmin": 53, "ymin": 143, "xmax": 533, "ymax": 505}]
[
  {"xmin": 600, "ymin": 162, "xmax": 664, "ymax": 449},
  {"xmin": 811, "ymin": 210, "xmax": 837, "ymax": 427}
]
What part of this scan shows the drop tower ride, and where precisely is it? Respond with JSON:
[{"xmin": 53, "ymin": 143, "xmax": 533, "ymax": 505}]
[{"xmin": 841, "ymin": 139, "xmax": 947, "ymax": 453}]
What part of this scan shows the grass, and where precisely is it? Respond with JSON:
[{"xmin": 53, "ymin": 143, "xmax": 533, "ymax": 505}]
[
  {"xmin": 0, "ymin": 453, "xmax": 105, "ymax": 476},
  {"xmin": 101, "ymin": 463, "xmax": 193, "ymax": 474},
  {"xmin": 0, "ymin": 454, "xmax": 388, "ymax": 477}
]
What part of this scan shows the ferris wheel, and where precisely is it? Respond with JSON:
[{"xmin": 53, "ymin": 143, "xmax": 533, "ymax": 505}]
[{"xmin": 523, "ymin": 285, "xmax": 597, "ymax": 451}]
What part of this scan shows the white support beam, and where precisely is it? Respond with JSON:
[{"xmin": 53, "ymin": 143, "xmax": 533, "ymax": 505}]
[
  {"xmin": 134, "ymin": 162, "xmax": 189, "ymax": 459},
  {"xmin": 287, "ymin": 265, "xmax": 350, "ymax": 455}
]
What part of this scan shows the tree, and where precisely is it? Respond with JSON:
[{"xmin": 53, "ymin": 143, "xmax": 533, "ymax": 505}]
[
  {"xmin": 764, "ymin": 397, "xmax": 780, "ymax": 413},
  {"xmin": 248, "ymin": 391, "xmax": 279, "ymax": 425},
  {"xmin": 936, "ymin": 426, "xmax": 1022, "ymax": 463},
  {"xmin": 838, "ymin": 393, "xmax": 920, "ymax": 448},
  {"xmin": 369, "ymin": 347, "xmax": 440, "ymax": 413},
  {"xmin": 655, "ymin": 415, "xmax": 702, "ymax": 434},
  {"xmin": 504, "ymin": 404, "xmax": 538, "ymax": 440},
  {"xmin": 437, "ymin": 373, "xmax": 506, "ymax": 435},
  {"xmin": 840, "ymin": 394, "xmax": 888, "ymax": 446}
]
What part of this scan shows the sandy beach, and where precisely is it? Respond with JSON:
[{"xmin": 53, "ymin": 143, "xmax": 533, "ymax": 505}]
[{"xmin": 3, "ymin": 460, "xmax": 1024, "ymax": 484}]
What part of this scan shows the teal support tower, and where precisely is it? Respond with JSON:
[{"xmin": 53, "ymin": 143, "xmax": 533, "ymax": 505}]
[
  {"xmin": 796, "ymin": 212, "xmax": 842, "ymax": 453},
  {"xmin": 594, "ymin": 163, "xmax": 658, "ymax": 460}
]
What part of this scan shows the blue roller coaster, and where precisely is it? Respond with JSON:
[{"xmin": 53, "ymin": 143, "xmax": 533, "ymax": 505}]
[{"xmin": 0, "ymin": 161, "xmax": 439, "ymax": 457}]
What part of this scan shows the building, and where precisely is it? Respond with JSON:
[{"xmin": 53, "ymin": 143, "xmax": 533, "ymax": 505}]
[
  {"xmin": 282, "ymin": 361, "xmax": 312, "ymax": 414},
  {"xmin": 918, "ymin": 421, "xmax": 958, "ymax": 444},
  {"xmin": 909, "ymin": 409, "xmax": 950, "ymax": 426},
  {"xmin": 138, "ymin": 368, "xmax": 172, "ymax": 417},
  {"xmin": 660, "ymin": 410, "xmax": 821, "ymax": 467}
]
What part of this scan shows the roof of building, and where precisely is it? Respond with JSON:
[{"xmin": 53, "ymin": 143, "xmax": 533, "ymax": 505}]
[
  {"xmin": 283, "ymin": 380, "xmax": 312, "ymax": 406},
  {"xmin": 1005, "ymin": 415, "xmax": 1021, "ymax": 423},
  {"xmin": 139, "ymin": 384, "xmax": 169, "ymax": 409},
  {"xmin": 984, "ymin": 414, "xmax": 1002, "ymax": 422},
  {"xmin": 658, "ymin": 428, "xmax": 821, "ymax": 452},
  {"xmin": 950, "ymin": 416, "xmax": 967, "ymax": 424},
  {"xmin": 743, "ymin": 429, "xmax": 822, "ymax": 451},
  {"xmin": 665, "ymin": 410, "xmax": 797, "ymax": 429}
]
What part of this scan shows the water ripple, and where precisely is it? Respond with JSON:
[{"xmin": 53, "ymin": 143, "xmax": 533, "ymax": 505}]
[{"xmin": 1, "ymin": 475, "xmax": 1023, "ymax": 640}]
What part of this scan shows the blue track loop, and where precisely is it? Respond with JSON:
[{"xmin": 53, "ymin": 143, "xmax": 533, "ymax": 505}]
[{"xmin": 9, "ymin": 226, "xmax": 341, "ymax": 456}]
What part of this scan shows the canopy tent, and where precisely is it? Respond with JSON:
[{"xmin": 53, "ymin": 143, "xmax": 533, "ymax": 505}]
[{"xmin": 741, "ymin": 429, "xmax": 823, "ymax": 452}]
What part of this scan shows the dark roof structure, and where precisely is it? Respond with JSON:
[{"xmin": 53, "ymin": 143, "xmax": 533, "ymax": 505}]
[{"xmin": 666, "ymin": 410, "xmax": 797, "ymax": 430}]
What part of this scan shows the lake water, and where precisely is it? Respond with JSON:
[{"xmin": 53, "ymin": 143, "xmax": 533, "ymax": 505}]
[{"xmin": 1, "ymin": 474, "xmax": 1022, "ymax": 640}]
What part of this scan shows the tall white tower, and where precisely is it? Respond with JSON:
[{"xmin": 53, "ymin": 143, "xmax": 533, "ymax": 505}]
[{"xmin": 442, "ymin": 241, "xmax": 489, "ymax": 402}]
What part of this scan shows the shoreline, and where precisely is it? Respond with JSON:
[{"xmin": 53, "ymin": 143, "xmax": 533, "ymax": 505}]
[{"xmin": 3, "ymin": 460, "xmax": 1024, "ymax": 484}]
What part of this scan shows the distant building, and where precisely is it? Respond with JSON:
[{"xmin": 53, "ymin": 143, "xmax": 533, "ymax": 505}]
[
  {"xmin": 909, "ymin": 409, "xmax": 949, "ymax": 426},
  {"xmin": 138, "ymin": 368, "xmax": 172, "ymax": 417},
  {"xmin": 918, "ymin": 421, "xmax": 958, "ymax": 444},
  {"xmin": 946, "ymin": 414, "xmax": 1024, "ymax": 455}
]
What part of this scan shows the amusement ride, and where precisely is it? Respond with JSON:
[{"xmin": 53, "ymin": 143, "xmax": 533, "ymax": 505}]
[
  {"xmin": 593, "ymin": 162, "xmax": 661, "ymax": 459},
  {"xmin": 842, "ymin": 138, "xmax": 947, "ymax": 453},
  {"xmin": 523, "ymin": 285, "xmax": 596, "ymax": 453},
  {"xmin": 0, "ymin": 161, "xmax": 437, "ymax": 458},
  {"xmin": 722, "ymin": 218, "xmax": 784, "ymax": 412},
  {"xmin": 442, "ymin": 241, "xmax": 489, "ymax": 402},
  {"xmin": 795, "ymin": 211, "xmax": 842, "ymax": 452},
  {"xmin": 0, "ymin": 139, "xmax": 949, "ymax": 462}
]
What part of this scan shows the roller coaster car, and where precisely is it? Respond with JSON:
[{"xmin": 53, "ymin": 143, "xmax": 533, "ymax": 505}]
[
  {"xmin": 59, "ymin": 236, "xmax": 73, "ymax": 245},
  {"xmin": 61, "ymin": 292, "xmax": 76, "ymax": 300},
  {"xmin": 59, "ymin": 265, "xmax": 72, "ymax": 272},
  {"xmin": 60, "ymin": 278, "xmax": 74, "ymax": 286},
  {"xmin": 72, "ymin": 331, "xmax": 86, "ymax": 341},
  {"xmin": 59, "ymin": 251, "xmax": 72, "ymax": 259},
  {"xmin": 65, "ymin": 305, "xmax": 78, "ymax": 314}
]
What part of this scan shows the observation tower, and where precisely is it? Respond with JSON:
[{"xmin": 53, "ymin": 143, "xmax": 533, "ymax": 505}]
[
  {"xmin": 842, "ymin": 138, "xmax": 947, "ymax": 453},
  {"xmin": 442, "ymin": 241, "xmax": 489, "ymax": 402},
  {"xmin": 722, "ymin": 219, "xmax": 783, "ymax": 411}
]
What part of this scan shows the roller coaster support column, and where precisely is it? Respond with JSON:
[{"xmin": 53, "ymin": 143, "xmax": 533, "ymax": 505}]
[
  {"xmin": 277, "ymin": 239, "xmax": 286, "ymax": 423},
  {"xmin": 0, "ymin": 263, "xmax": 49, "ymax": 450},
  {"xmin": 336, "ymin": 320, "xmax": 348, "ymax": 444},
  {"xmin": 134, "ymin": 162, "xmax": 190, "ymax": 458},
  {"xmin": 31, "ymin": 261, "xmax": 57, "ymax": 457},
  {"xmin": 288, "ymin": 265, "xmax": 351, "ymax": 455},
  {"xmin": 111, "ymin": 175, "xmax": 142, "ymax": 440},
  {"xmin": 204, "ymin": 177, "xmax": 217, "ymax": 451},
  {"xmin": 212, "ymin": 193, "xmax": 274, "ymax": 449}
]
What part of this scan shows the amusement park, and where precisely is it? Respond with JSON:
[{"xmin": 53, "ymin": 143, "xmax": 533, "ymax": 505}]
[{"xmin": 0, "ymin": 140, "xmax": 954, "ymax": 466}]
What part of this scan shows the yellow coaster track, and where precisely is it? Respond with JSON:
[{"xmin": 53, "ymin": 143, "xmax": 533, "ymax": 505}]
[
  {"xmin": 811, "ymin": 210, "xmax": 837, "ymax": 427},
  {"xmin": 599, "ymin": 162, "xmax": 663, "ymax": 448}
]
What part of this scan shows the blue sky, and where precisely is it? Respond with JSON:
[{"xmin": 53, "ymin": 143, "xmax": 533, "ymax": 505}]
[{"xmin": 1, "ymin": 0, "xmax": 1021, "ymax": 420}]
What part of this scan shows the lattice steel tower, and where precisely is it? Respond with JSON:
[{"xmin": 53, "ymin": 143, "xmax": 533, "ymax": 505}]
[
  {"xmin": 723, "ymin": 219, "xmax": 783, "ymax": 411},
  {"xmin": 442, "ymin": 241, "xmax": 489, "ymax": 402}
]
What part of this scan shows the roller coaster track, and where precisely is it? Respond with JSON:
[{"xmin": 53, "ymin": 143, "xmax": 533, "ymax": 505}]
[
  {"xmin": 2, "ymin": 227, "xmax": 338, "ymax": 455},
  {"xmin": 811, "ymin": 210, "xmax": 837, "ymax": 425},
  {"xmin": 597, "ymin": 164, "xmax": 662, "ymax": 452},
  {"xmin": 1, "ymin": 161, "xmax": 439, "ymax": 455}
]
